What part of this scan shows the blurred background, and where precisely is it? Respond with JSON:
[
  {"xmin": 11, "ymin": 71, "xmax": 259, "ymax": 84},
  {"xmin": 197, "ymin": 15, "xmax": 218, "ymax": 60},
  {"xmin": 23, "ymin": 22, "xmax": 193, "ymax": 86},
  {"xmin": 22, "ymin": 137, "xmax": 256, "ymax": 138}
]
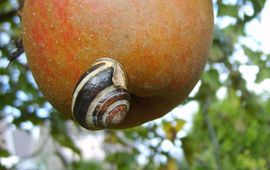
[{"xmin": 0, "ymin": 0, "xmax": 270, "ymax": 169}]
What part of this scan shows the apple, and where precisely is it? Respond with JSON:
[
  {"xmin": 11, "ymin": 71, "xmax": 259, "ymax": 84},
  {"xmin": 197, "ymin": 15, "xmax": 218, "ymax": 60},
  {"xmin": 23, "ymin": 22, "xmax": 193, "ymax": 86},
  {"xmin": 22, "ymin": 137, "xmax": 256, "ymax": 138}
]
[{"xmin": 21, "ymin": 0, "xmax": 214, "ymax": 129}]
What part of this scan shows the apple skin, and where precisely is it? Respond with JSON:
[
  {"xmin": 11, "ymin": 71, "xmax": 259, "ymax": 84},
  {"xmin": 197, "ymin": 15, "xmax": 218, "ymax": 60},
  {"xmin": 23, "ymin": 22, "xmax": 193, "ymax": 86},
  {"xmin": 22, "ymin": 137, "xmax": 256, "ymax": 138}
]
[{"xmin": 21, "ymin": 0, "xmax": 214, "ymax": 129}]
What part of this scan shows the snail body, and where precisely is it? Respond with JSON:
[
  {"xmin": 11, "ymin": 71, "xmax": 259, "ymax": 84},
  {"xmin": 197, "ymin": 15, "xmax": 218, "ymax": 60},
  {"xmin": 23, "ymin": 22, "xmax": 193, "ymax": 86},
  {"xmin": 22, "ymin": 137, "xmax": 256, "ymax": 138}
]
[{"xmin": 72, "ymin": 58, "xmax": 130, "ymax": 129}]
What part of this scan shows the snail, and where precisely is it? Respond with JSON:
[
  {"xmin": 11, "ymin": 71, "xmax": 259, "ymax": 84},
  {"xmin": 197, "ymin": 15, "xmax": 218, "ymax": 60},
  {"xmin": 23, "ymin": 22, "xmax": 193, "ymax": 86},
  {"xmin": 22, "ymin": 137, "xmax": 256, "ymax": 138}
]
[{"xmin": 71, "ymin": 58, "xmax": 131, "ymax": 129}]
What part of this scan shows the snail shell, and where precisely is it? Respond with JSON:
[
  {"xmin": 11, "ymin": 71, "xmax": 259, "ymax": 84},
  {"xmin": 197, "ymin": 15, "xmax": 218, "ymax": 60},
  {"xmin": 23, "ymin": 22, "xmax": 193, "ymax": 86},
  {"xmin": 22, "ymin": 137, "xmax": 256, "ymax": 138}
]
[{"xmin": 71, "ymin": 58, "xmax": 131, "ymax": 130}]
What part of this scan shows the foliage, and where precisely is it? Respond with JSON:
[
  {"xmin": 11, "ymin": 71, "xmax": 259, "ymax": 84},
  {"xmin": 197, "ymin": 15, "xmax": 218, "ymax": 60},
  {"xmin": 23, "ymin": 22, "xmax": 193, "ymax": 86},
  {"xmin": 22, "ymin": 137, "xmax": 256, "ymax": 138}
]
[
  {"xmin": 0, "ymin": 0, "xmax": 269, "ymax": 169},
  {"xmin": 183, "ymin": 0, "xmax": 270, "ymax": 169}
]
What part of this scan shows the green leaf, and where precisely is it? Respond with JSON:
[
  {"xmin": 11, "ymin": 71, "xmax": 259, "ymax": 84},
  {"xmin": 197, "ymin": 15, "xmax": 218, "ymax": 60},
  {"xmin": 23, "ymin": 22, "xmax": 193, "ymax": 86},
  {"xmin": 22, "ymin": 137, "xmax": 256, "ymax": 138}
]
[
  {"xmin": 162, "ymin": 119, "xmax": 185, "ymax": 142},
  {"xmin": 256, "ymin": 68, "xmax": 270, "ymax": 83},
  {"xmin": 218, "ymin": 4, "xmax": 238, "ymax": 17},
  {"xmin": 202, "ymin": 69, "xmax": 221, "ymax": 90},
  {"xmin": 106, "ymin": 152, "xmax": 138, "ymax": 170},
  {"xmin": 74, "ymin": 160, "xmax": 108, "ymax": 170},
  {"xmin": 0, "ymin": 148, "xmax": 10, "ymax": 157}
]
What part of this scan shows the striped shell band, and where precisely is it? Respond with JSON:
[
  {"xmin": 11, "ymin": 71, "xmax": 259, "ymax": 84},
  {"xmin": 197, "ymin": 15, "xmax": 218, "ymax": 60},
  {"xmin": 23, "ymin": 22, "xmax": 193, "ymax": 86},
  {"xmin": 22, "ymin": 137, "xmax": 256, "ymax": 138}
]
[{"xmin": 71, "ymin": 58, "xmax": 131, "ymax": 130}]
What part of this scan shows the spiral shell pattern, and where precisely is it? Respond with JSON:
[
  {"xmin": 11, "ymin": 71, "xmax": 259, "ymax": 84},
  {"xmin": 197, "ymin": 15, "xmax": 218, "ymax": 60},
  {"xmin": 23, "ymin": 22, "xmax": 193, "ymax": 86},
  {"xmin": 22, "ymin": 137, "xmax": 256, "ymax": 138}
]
[{"xmin": 71, "ymin": 58, "xmax": 130, "ymax": 129}]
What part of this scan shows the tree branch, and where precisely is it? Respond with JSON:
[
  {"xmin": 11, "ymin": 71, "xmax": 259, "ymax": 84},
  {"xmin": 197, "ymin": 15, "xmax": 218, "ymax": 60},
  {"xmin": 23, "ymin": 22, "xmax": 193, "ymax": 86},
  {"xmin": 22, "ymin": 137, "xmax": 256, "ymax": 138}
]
[
  {"xmin": 202, "ymin": 97, "xmax": 222, "ymax": 170},
  {"xmin": 0, "ymin": 10, "xmax": 18, "ymax": 22},
  {"xmin": 18, "ymin": 0, "xmax": 25, "ymax": 11},
  {"xmin": 7, "ymin": 39, "xmax": 24, "ymax": 68}
]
